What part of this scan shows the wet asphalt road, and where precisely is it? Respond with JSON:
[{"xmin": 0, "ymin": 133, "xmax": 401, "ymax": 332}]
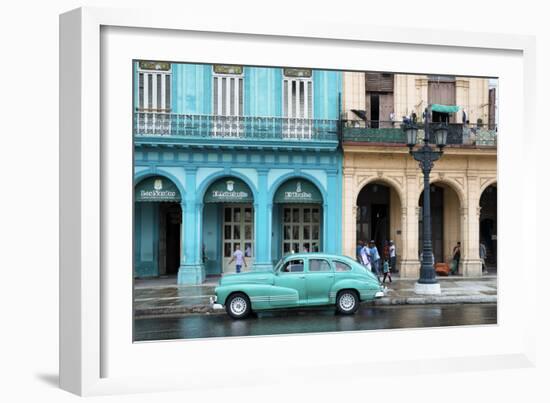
[{"xmin": 133, "ymin": 303, "xmax": 497, "ymax": 341}]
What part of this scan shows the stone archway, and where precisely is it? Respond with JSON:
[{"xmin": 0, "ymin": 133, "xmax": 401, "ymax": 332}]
[
  {"xmin": 355, "ymin": 178, "xmax": 404, "ymax": 272},
  {"xmin": 418, "ymin": 181, "xmax": 462, "ymax": 271}
]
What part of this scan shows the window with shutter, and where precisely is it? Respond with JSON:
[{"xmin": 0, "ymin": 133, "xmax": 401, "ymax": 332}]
[
  {"xmin": 282, "ymin": 70, "xmax": 313, "ymax": 139},
  {"xmin": 365, "ymin": 73, "xmax": 394, "ymax": 93},
  {"xmin": 212, "ymin": 65, "xmax": 244, "ymax": 137},
  {"xmin": 136, "ymin": 62, "xmax": 172, "ymax": 135}
]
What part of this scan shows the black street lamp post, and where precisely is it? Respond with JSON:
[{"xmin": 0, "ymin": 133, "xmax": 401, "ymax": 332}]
[{"xmin": 403, "ymin": 106, "xmax": 448, "ymax": 294}]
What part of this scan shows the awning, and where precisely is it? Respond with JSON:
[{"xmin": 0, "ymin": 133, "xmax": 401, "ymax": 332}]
[
  {"xmin": 204, "ymin": 178, "xmax": 253, "ymax": 203},
  {"xmin": 351, "ymin": 109, "xmax": 367, "ymax": 120},
  {"xmin": 431, "ymin": 104, "xmax": 461, "ymax": 113},
  {"xmin": 135, "ymin": 176, "xmax": 181, "ymax": 202},
  {"xmin": 274, "ymin": 179, "xmax": 323, "ymax": 204}
]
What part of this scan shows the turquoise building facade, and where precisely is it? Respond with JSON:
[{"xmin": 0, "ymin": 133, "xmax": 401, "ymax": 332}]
[{"xmin": 133, "ymin": 61, "xmax": 343, "ymax": 284}]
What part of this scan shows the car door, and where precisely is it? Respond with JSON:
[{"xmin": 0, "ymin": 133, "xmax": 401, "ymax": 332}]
[
  {"xmin": 305, "ymin": 258, "xmax": 335, "ymax": 305},
  {"xmin": 271, "ymin": 258, "xmax": 306, "ymax": 307}
]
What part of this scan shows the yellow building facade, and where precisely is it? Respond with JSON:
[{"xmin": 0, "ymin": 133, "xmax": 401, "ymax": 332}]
[{"xmin": 342, "ymin": 72, "xmax": 497, "ymax": 278}]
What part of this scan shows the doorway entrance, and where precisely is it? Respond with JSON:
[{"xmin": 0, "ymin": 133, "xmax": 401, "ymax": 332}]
[
  {"xmin": 273, "ymin": 178, "xmax": 324, "ymax": 260},
  {"xmin": 281, "ymin": 205, "xmax": 321, "ymax": 255},
  {"xmin": 356, "ymin": 183, "xmax": 392, "ymax": 256},
  {"xmin": 134, "ymin": 175, "xmax": 182, "ymax": 278},
  {"xmin": 202, "ymin": 177, "xmax": 255, "ymax": 275},
  {"xmin": 222, "ymin": 205, "xmax": 254, "ymax": 272},
  {"xmin": 480, "ymin": 184, "xmax": 497, "ymax": 273}
]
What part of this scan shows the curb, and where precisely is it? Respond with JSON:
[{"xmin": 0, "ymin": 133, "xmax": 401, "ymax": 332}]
[
  {"xmin": 372, "ymin": 295, "xmax": 497, "ymax": 305},
  {"xmin": 134, "ymin": 296, "xmax": 497, "ymax": 318}
]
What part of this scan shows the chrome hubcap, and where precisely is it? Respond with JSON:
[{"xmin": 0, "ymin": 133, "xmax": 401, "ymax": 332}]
[
  {"xmin": 340, "ymin": 293, "xmax": 355, "ymax": 310},
  {"xmin": 230, "ymin": 297, "xmax": 247, "ymax": 315}
]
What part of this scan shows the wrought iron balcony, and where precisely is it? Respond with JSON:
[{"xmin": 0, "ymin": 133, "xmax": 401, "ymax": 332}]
[
  {"xmin": 133, "ymin": 112, "xmax": 339, "ymax": 148},
  {"xmin": 342, "ymin": 120, "xmax": 497, "ymax": 147}
]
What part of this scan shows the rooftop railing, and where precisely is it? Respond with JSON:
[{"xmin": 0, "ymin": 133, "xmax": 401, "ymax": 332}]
[
  {"xmin": 134, "ymin": 112, "xmax": 339, "ymax": 143},
  {"xmin": 342, "ymin": 120, "xmax": 497, "ymax": 147}
]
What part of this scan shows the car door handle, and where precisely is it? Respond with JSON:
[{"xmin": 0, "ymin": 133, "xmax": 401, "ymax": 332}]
[
  {"xmin": 299, "ymin": 275, "xmax": 306, "ymax": 279},
  {"xmin": 326, "ymin": 275, "xmax": 334, "ymax": 278}
]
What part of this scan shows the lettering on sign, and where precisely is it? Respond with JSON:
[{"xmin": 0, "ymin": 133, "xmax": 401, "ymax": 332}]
[
  {"xmin": 284, "ymin": 181, "xmax": 312, "ymax": 200},
  {"xmin": 211, "ymin": 180, "xmax": 248, "ymax": 200}
]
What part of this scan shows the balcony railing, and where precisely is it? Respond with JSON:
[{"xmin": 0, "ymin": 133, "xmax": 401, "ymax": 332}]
[
  {"xmin": 134, "ymin": 112, "xmax": 339, "ymax": 143},
  {"xmin": 342, "ymin": 120, "xmax": 497, "ymax": 147}
]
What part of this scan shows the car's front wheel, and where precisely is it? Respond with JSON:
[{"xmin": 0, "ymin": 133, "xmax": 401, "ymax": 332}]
[
  {"xmin": 336, "ymin": 290, "xmax": 359, "ymax": 315},
  {"xmin": 226, "ymin": 292, "xmax": 251, "ymax": 319}
]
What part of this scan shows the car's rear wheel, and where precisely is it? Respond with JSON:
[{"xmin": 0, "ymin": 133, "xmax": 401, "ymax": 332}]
[
  {"xmin": 226, "ymin": 292, "xmax": 251, "ymax": 319},
  {"xmin": 336, "ymin": 290, "xmax": 359, "ymax": 315}
]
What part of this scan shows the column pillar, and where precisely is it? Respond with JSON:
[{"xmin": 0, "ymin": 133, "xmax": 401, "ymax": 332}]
[
  {"xmin": 400, "ymin": 173, "xmax": 421, "ymax": 278},
  {"xmin": 461, "ymin": 175, "xmax": 482, "ymax": 277},
  {"xmin": 177, "ymin": 168, "xmax": 205, "ymax": 284},
  {"xmin": 326, "ymin": 170, "xmax": 339, "ymax": 254},
  {"xmin": 252, "ymin": 169, "xmax": 273, "ymax": 271},
  {"xmin": 342, "ymin": 169, "xmax": 356, "ymax": 259}
]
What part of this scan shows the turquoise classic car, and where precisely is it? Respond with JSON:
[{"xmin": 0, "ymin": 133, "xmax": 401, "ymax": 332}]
[{"xmin": 211, "ymin": 253, "xmax": 385, "ymax": 319}]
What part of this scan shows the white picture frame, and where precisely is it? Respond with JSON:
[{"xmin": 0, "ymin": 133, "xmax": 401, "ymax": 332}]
[{"xmin": 59, "ymin": 6, "xmax": 537, "ymax": 396}]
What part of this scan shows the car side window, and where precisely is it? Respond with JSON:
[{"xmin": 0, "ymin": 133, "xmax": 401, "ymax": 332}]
[
  {"xmin": 281, "ymin": 259, "xmax": 304, "ymax": 273},
  {"xmin": 309, "ymin": 259, "xmax": 331, "ymax": 272},
  {"xmin": 334, "ymin": 261, "xmax": 352, "ymax": 272}
]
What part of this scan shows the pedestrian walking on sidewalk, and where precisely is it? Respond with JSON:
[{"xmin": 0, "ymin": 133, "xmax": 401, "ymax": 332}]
[
  {"xmin": 382, "ymin": 259, "xmax": 392, "ymax": 284},
  {"xmin": 228, "ymin": 244, "xmax": 247, "ymax": 274},
  {"xmin": 368, "ymin": 240, "xmax": 381, "ymax": 279},
  {"xmin": 389, "ymin": 240, "xmax": 397, "ymax": 273},
  {"xmin": 356, "ymin": 240, "xmax": 364, "ymax": 263},
  {"xmin": 359, "ymin": 241, "xmax": 372, "ymax": 272}
]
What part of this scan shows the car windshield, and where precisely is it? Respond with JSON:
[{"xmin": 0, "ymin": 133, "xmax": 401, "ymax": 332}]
[{"xmin": 273, "ymin": 259, "xmax": 284, "ymax": 273}]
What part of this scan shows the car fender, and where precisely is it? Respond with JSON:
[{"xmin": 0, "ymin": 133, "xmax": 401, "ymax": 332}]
[
  {"xmin": 329, "ymin": 278, "xmax": 380, "ymax": 302},
  {"xmin": 215, "ymin": 284, "xmax": 299, "ymax": 310}
]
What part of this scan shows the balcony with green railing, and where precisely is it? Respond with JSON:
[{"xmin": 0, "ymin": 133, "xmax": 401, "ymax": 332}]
[
  {"xmin": 342, "ymin": 120, "xmax": 497, "ymax": 147},
  {"xmin": 133, "ymin": 112, "xmax": 340, "ymax": 150}
]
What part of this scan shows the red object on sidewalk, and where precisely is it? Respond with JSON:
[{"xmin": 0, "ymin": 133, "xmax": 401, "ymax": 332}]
[{"xmin": 435, "ymin": 263, "xmax": 450, "ymax": 276}]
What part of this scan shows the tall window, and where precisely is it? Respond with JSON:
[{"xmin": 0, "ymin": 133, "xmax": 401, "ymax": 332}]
[
  {"xmin": 212, "ymin": 65, "xmax": 244, "ymax": 137},
  {"xmin": 282, "ymin": 68, "xmax": 313, "ymax": 138},
  {"xmin": 137, "ymin": 61, "xmax": 172, "ymax": 112},
  {"xmin": 136, "ymin": 61, "xmax": 172, "ymax": 135}
]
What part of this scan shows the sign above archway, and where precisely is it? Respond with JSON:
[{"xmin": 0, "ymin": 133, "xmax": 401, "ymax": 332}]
[
  {"xmin": 274, "ymin": 179, "xmax": 323, "ymax": 204},
  {"xmin": 204, "ymin": 178, "xmax": 253, "ymax": 203},
  {"xmin": 135, "ymin": 176, "xmax": 181, "ymax": 202}
]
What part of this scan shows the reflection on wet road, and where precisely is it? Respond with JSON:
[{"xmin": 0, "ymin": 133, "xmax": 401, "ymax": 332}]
[{"xmin": 134, "ymin": 303, "xmax": 497, "ymax": 341}]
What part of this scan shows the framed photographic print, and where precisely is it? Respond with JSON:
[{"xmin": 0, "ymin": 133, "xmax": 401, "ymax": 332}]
[{"xmin": 60, "ymin": 6, "xmax": 536, "ymax": 396}]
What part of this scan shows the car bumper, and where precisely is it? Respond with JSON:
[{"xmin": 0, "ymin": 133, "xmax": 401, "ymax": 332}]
[
  {"xmin": 374, "ymin": 291, "xmax": 385, "ymax": 298},
  {"xmin": 209, "ymin": 296, "xmax": 224, "ymax": 310}
]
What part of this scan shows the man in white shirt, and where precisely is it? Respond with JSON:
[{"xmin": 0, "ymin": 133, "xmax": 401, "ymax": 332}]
[
  {"xmin": 228, "ymin": 244, "xmax": 247, "ymax": 273},
  {"xmin": 389, "ymin": 240, "xmax": 397, "ymax": 273}
]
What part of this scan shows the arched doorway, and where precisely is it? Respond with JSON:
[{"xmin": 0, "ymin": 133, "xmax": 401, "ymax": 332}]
[
  {"xmin": 356, "ymin": 182, "xmax": 402, "ymax": 268},
  {"xmin": 202, "ymin": 177, "xmax": 255, "ymax": 274},
  {"xmin": 134, "ymin": 176, "xmax": 182, "ymax": 278},
  {"xmin": 418, "ymin": 183, "xmax": 462, "ymax": 267},
  {"xmin": 272, "ymin": 178, "xmax": 324, "ymax": 260},
  {"xmin": 480, "ymin": 184, "xmax": 497, "ymax": 274}
]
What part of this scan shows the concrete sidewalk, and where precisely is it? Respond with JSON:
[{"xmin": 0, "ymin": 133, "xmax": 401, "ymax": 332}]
[{"xmin": 134, "ymin": 275, "xmax": 497, "ymax": 318}]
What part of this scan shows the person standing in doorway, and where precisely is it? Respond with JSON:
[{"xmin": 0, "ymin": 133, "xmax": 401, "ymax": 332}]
[
  {"xmin": 228, "ymin": 244, "xmax": 247, "ymax": 274},
  {"xmin": 480, "ymin": 242, "xmax": 488, "ymax": 274},
  {"xmin": 451, "ymin": 242, "xmax": 461, "ymax": 275},
  {"xmin": 389, "ymin": 240, "xmax": 397, "ymax": 273}
]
